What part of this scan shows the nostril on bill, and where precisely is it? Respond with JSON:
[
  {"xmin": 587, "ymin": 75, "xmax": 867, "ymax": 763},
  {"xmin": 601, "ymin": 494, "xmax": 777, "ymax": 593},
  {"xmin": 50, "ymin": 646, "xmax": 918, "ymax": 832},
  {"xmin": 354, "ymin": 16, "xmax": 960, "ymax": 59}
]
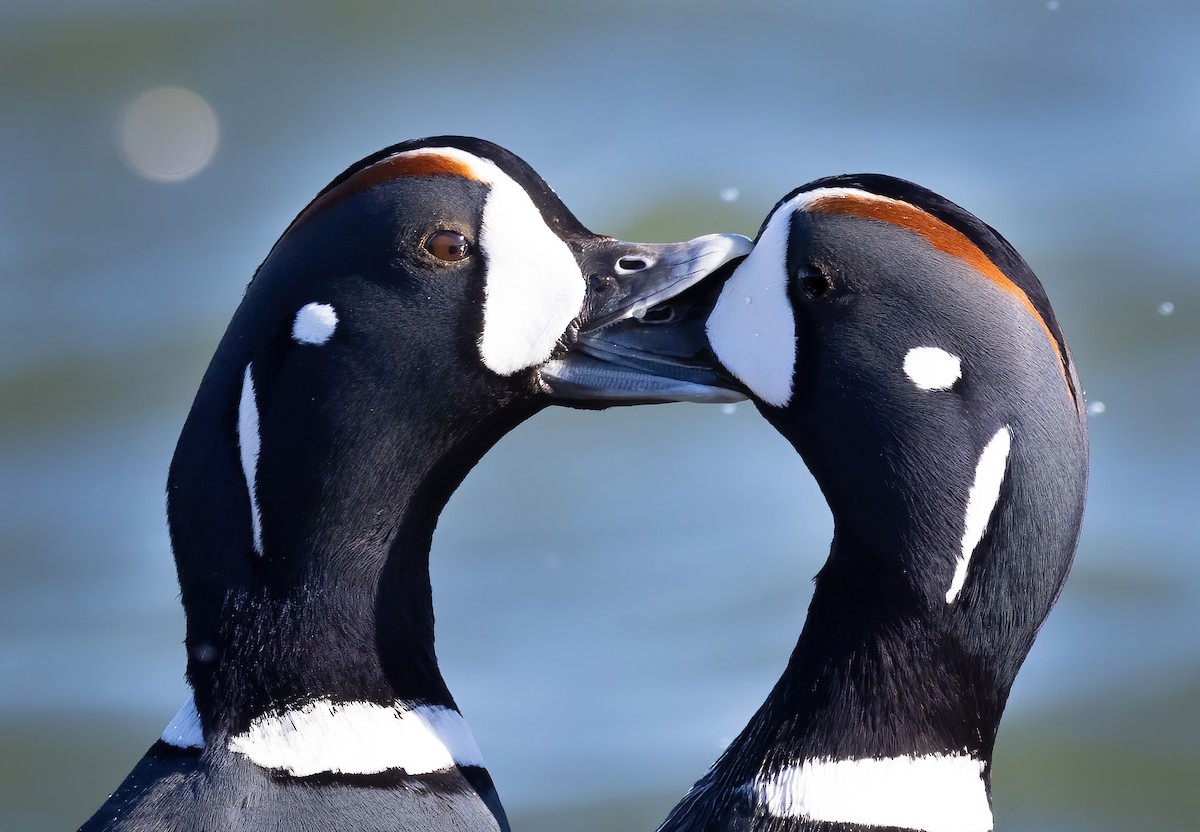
[
  {"xmin": 616, "ymin": 257, "xmax": 650, "ymax": 273},
  {"xmin": 639, "ymin": 302, "xmax": 678, "ymax": 325}
]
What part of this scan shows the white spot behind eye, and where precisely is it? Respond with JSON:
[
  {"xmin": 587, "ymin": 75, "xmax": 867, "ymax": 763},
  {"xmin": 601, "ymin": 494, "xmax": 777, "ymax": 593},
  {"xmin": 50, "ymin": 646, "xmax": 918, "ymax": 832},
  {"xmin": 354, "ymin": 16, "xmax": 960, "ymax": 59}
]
[
  {"xmin": 948, "ymin": 425, "xmax": 1012, "ymax": 603},
  {"xmin": 903, "ymin": 347, "xmax": 962, "ymax": 391},
  {"xmin": 477, "ymin": 162, "xmax": 584, "ymax": 376},
  {"xmin": 706, "ymin": 205, "xmax": 797, "ymax": 407},
  {"xmin": 292, "ymin": 302, "xmax": 338, "ymax": 345},
  {"xmin": 238, "ymin": 364, "xmax": 264, "ymax": 556}
]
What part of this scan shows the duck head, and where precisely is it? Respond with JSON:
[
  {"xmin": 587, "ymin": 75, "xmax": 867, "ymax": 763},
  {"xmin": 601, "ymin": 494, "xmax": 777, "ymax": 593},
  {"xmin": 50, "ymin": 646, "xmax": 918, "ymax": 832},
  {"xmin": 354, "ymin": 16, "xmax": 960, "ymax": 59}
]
[
  {"xmin": 661, "ymin": 174, "xmax": 1088, "ymax": 832},
  {"xmin": 165, "ymin": 136, "xmax": 749, "ymax": 764}
]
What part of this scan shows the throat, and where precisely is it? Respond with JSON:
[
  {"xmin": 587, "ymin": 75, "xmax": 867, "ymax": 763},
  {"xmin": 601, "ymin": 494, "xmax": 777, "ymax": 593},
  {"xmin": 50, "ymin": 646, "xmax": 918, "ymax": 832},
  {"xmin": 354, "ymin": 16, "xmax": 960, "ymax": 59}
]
[
  {"xmin": 689, "ymin": 546, "xmax": 1008, "ymax": 832},
  {"xmin": 758, "ymin": 566, "xmax": 1008, "ymax": 763},
  {"xmin": 166, "ymin": 360, "xmax": 536, "ymax": 754}
]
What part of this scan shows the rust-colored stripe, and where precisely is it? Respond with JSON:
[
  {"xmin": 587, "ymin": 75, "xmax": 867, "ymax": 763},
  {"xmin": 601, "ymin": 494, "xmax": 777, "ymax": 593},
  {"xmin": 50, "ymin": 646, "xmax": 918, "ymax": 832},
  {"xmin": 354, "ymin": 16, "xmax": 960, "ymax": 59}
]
[
  {"xmin": 807, "ymin": 192, "xmax": 1071, "ymax": 391},
  {"xmin": 293, "ymin": 151, "xmax": 483, "ymax": 230}
]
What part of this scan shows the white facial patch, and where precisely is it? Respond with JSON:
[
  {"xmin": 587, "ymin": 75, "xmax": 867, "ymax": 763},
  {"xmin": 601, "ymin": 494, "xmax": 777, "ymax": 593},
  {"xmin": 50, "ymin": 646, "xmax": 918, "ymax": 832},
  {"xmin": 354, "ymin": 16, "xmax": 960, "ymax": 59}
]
[
  {"xmin": 227, "ymin": 699, "xmax": 486, "ymax": 778},
  {"xmin": 750, "ymin": 754, "xmax": 992, "ymax": 832},
  {"xmin": 476, "ymin": 166, "xmax": 584, "ymax": 376},
  {"xmin": 237, "ymin": 363, "xmax": 264, "ymax": 556},
  {"xmin": 948, "ymin": 426, "xmax": 1012, "ymax": 603},
  {"xmin": 904, "ymin": 346, "xmax": 962, "ymax": 390},
  {"xmin": 292, "ymin": 302, "xmax": 338, "ymax": 345},
  {"xmin": 160, "ymin": 694, "xmax": 204, "ymax": 749},
  {"xmin": 706, "ymin": 201, "xmax": 799, "ymax": 407},
  {"xmin": 391, "ymin": 146, "xmax": 584, "ymax": 376}
]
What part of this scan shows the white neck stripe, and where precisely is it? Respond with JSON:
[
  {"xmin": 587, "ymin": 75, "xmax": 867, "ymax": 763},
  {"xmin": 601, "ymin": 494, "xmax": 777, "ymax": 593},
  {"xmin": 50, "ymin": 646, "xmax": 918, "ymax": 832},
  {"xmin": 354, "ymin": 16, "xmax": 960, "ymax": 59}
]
[
  {"xmin": 161, "ymin": 694, "xmax": 204, "ymax": 748},
  {"xmin": 751, "ymin": 753, "xmax": 992, "ymax": 832},
  {"xmin": 227, "ymin": 699, "xmax": 486, "ymax": 777},
  {"xmin": 948, "ymin": 426, "xmax": 1012, "ymax": 603},
  {"xmin": 237, "ymin": 363, "xmax": 264, "ymax": 556}
]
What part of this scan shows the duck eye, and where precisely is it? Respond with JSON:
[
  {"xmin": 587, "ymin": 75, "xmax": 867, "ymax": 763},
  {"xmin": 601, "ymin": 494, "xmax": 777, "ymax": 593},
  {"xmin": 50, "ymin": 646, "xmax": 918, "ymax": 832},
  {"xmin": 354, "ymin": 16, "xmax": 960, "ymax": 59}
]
[
  {"xmin": 424, "ymin": 230, "xmax": 471, "ymax": 263},
  {"xmin": 796, "ymin": 265, "xmax": 832, "ymax": 298}
]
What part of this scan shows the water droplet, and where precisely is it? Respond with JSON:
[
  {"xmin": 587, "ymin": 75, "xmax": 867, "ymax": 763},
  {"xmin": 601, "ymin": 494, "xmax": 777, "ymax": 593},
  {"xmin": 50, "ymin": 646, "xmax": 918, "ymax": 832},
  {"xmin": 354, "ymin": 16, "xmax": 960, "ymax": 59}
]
[
  {"xmin": 721, "ymin": 403, "xmax": 737, "ymax": 415},
  {"xmin": 121, "ymin": 87, "xmax": 219, "ymax": 183},
  {"xmin": 1087, "ymin": 401, "xmax": 1106, "ymax": 416},
  {"xmin": 720, "ymin": 187, "xmax": 740, "ymax": 202},
  {"xmin": 1159, "ymin": 301, "xmax": 1175, "ymax": 316},
  {"xmin": 743, "ymin": 296, "xmax": 752, "ymax": 305},
  {"xmin": 191, "ymin": 642, "xmax": 218, "ymax": 663}
]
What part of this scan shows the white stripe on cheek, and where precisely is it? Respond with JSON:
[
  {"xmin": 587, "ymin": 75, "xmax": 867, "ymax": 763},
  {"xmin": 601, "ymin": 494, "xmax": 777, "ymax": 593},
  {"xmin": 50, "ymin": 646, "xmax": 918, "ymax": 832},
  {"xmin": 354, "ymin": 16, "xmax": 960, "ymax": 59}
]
[
  {"xmin": 948, "ymin": 425, "xmax": 1012, "ymax": 603},
  {"xmin": 237, "ymin": 363, "xmax": 264, "ymax": 556},
  {"xmin": 705, "ymin": 208, "xmax": 796, "ymax": 407}
]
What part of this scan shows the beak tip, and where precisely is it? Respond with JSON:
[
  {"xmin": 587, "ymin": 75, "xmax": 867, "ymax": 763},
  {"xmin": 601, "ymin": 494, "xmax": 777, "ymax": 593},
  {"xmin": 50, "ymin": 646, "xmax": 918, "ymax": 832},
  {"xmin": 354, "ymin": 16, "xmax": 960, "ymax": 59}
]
[{"xmin": 710, "ymin": 233, "xmax": 755, "ymax": 260}]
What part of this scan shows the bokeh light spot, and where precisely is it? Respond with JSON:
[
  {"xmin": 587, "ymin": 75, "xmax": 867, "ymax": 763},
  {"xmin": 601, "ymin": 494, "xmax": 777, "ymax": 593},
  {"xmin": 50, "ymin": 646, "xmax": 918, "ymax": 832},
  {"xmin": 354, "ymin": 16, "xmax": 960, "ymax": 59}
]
[{"xmin": 120, "ymin": 87, "xmax": 219, "ymax": 183}]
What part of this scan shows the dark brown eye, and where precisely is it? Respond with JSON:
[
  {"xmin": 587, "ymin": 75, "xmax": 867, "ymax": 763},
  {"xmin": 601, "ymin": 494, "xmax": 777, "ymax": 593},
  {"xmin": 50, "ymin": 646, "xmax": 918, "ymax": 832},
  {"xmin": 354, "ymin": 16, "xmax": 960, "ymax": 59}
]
[
  {"xmin": 797, "ymin": 264, "xmax": 832, "ymax": 298},
  {"xmin": 424, "ymin": 230, "xmax": 471, "ymax": 262}
]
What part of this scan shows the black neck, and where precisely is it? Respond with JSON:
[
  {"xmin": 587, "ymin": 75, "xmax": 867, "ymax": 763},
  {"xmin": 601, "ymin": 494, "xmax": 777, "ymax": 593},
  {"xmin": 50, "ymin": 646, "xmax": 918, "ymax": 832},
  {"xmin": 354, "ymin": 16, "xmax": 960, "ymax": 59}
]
[
  {"xmin": 166, "ymin": 336, "xmax": 538, "ymax": 737},
  {"xmin": 661, "ymin": 399, "xmax": 1087, "ymax": 831}
]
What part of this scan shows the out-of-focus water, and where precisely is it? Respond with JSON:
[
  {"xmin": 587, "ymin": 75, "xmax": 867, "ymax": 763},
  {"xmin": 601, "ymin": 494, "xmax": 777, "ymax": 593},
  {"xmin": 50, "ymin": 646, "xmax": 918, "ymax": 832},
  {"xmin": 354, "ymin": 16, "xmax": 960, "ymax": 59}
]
[{"xmin": 1, "ymin": 2, "xmax": 1197, "ymax": 830}]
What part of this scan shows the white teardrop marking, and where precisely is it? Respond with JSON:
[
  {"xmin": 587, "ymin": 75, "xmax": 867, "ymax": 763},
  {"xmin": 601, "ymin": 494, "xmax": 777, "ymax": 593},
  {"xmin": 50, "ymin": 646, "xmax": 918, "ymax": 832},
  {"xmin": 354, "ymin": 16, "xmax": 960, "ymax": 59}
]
[
  {"xmin": 948, "ymin": 426, "xmax": 1012, "ymax": 603},
  {"xmin": 227, "ymin": 699, "xmax": 486, "ymax": 777},
  {"xmin": 903, "ymin": 346, "xmax": 962, "ymax": 391},
  {"xmin": 751, "ymin": 753, "xmax": 992, "ymax": 832},
  {"xmin": 292, "ymin": 302, "xmax": 338, "ymax": 345},
  {"xmin": 238, "ymin": 363, "xmax": 264, "ymax": 556},
  {"xmin": 706, "ymin": 206, "xmax": 797, "ymax": 407},
  {"xmin": 160, "ymin": 693, "xmax": 204, "ymax": 749}
]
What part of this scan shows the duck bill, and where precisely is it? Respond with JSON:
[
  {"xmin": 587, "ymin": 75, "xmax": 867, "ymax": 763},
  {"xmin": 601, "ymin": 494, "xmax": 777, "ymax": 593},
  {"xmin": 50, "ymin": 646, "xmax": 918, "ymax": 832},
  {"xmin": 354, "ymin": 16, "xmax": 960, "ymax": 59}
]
[{"xmin": 541, "ymin": 233, "xmax": 752, "ymax": 404}]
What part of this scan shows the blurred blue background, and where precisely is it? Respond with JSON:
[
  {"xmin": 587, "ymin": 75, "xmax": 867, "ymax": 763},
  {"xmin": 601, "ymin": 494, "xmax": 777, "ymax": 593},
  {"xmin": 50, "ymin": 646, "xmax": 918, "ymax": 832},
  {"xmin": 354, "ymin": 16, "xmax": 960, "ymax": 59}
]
[{"xmin": 2, "ymin": 1, "xmax": 1197, "ymax": 830}]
